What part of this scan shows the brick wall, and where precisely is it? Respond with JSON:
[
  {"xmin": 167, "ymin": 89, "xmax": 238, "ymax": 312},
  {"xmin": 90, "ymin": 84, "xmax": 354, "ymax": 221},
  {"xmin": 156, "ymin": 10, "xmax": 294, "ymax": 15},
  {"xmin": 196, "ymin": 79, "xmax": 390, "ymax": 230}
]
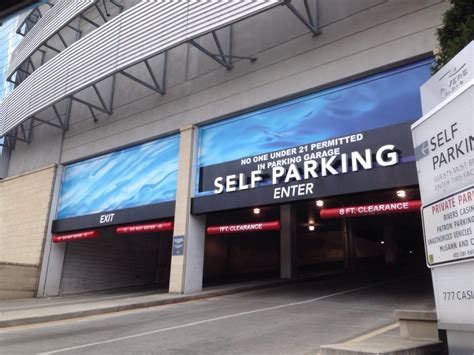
[{"xmin": 0, "ymin": 165, "xmax": 56, "ymax": 299}]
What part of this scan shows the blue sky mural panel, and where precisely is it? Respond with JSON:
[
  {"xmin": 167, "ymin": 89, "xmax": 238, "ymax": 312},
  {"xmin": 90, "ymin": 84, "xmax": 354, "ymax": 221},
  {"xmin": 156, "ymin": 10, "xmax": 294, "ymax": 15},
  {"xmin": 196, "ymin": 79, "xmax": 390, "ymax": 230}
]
[
  {"xmin": 197, "ymin": 59, "xmax": 432, "ymax": 171},
  {"xmin": 57, "ymin": 135, "xmax": 179, "ymax": 219}
]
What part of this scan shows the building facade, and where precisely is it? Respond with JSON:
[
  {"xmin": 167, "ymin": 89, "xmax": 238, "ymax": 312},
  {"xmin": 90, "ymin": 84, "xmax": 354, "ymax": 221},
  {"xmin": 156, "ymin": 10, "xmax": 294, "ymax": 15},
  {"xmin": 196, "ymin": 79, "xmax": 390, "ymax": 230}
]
[{"xmin": 0, "ymin": 0, "xmax": 450, "ymax": 300}]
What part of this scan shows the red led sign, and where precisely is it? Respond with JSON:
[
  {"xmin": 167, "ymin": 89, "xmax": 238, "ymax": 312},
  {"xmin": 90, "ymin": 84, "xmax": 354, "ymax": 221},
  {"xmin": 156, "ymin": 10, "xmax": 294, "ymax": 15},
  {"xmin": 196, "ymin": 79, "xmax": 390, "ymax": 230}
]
[
  {"xmin": 116, "ymin": 221, "xmax": 174, "ymax": 234},
  {"xmin": 320, "ymin": 200, "xmax": 422, "ymax": 219},
  {"xmin": 52, "ymin": 230, "xmax": 99, "ymax": 243},
  {"xmin": 207, "ymin": 221, "xmax": 281, "ymax": 235}
]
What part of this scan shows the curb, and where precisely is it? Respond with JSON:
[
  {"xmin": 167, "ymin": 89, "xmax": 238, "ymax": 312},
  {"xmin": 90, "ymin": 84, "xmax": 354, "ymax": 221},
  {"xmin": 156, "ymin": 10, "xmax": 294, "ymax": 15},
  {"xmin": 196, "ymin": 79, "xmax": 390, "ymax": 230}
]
[
  {"xmin": 0, "ymin": 269, "xmax": 349, "ymax": 328},
  {"xmin": 0, "ymin": 279, "xmax": 287, "ymax": 328}
]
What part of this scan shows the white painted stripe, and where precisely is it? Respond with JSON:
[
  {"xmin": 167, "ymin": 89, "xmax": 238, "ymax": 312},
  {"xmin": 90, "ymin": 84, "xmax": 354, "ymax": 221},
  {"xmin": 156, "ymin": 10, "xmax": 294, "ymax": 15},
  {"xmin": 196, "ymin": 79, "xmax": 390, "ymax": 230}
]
[
  {"xmin": 37, "ymin": 280, "xmax": 388, "ymax": 354},
  {"xmin": 345, "ymin": 322, "xmax": 399, "ymax": 343}
]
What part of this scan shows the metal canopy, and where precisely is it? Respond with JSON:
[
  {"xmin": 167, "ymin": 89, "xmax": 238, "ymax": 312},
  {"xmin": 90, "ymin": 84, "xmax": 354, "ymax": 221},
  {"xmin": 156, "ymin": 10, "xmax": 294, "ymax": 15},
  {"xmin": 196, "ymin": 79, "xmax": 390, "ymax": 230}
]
[
  {"xmin": 1, "ymin": 0, "xmax": 319, "ymax": 148},
  {"xmin": 7, "ymin": 0, "xmax": 123, "ymax": 86},
  {"xmin": 16, "ymin": 3, "xmax": 52, "ymax": 37}
]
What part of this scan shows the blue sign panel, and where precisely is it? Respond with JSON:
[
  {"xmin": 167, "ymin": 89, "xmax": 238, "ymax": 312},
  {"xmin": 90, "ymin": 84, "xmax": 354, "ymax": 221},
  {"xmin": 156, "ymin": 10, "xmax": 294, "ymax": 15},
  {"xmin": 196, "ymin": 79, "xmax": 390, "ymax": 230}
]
[
  {"xmin": 172, "ymin": 235, "xmax": 185, "ymax": 256},
  {"xmin": 57, "ymin": 135, "xmax": 180, "ymax": 219},
  {"xmin": 196, "ymin": 59, "xmax": 432, "ymax": 196}
]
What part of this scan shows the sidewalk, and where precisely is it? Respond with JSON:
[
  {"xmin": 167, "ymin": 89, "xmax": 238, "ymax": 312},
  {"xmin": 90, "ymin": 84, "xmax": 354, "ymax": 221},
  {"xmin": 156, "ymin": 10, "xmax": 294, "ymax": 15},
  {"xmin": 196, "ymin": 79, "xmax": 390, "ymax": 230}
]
[
  {"xmin": 320, "ymin": 325, "xmax": 443, "ymax": 355},
  {"xmin": 0, "ymin": 269, "xmax": 425, "ymax": 330},
  {"xmin": 0, "ymin": 278, "xmax": 291, "ymax": 328}
]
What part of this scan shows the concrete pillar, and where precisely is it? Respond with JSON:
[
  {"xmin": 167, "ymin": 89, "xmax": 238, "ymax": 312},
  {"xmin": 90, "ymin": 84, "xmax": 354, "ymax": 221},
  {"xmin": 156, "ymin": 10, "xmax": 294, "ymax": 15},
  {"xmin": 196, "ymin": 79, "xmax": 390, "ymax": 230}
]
[
  {"xmin": 37, "ymin": 165, "xmax": 66, "ymax": 297},
  {"xmin": 169, "ymin": 125, "xmax": 206, "ymax": 294},
  {"xmin": 280, "ymin": 204, "xmax": 297, "ymax": 279},
  {"xmin": 383, "ymin": 224, "xmax": 397, "ymax": 265},
  {"xmin": 343, "ymin": 218, "xmax": 354, "ymax": 271}
]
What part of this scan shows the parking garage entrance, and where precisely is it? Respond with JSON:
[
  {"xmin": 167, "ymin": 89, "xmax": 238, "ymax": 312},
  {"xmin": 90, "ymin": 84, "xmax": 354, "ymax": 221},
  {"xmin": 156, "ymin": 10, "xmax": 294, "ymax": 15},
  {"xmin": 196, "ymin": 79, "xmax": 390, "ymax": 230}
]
[
  {"xmin": 203, "ymin": 208, "xmax": 281, "ymax": 286},
  {"xmin": 39, "ymin": 134, "xmax": 180, "ymax": 297},
  {"xmin": 199, "ymin": 187, "xmax": 426, "ymax": 287},
  {"xmin": 190, "ymin": 59, "xmax": 433, "ymax": 289},
  {"xmin": 53, "ymin": 221, "xmax": 173, "ymax": 295}
]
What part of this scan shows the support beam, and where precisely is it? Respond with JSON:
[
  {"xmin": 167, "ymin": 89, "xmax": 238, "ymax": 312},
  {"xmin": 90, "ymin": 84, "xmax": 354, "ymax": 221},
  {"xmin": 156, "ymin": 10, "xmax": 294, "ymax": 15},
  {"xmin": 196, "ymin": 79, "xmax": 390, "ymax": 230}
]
[
  {"xmin": 89, "ymin": 105, "xmax": 98, "ymax": 122},
  {"xmin": 64, "ymin": 98, "xmax": 73, "ymax": 129},
  {"xmin": 343, "ymin": 218, "xmax": 355, "ymax": 271},
  {"xmin": 57, "ymin": 32, "xmax": 68, "ymax": 48},
  {"xmin": 16, "ymin": 120, "xmax": 34, "ymax": 144},
  {"xmin": 70, "ymin": 81, "xmax": 113, "ymax": 116},
  {"xmin": 31, "ymin": 116, "xmax": 65, "ymax": 131},
  {"xmin": 110, "ymin": 0, "xmax": 124, "ymax": 11},
  {"xmin": 119, "ymin": 53, "xmax": 167, "ymax": 95},
  {"xmin": 65, "ymin": 24, "xmax": 82, "ymax": 34},
  {"xmin": 6, "ymin": 77, "xmax": 19, "ymax": 85},
  {"xmin": 3, "ymin": 133, "xmax": 17, "ymax": 149},
  {"xmin": 0, "ymin": 119, "xmax": 34, "ymax": 148},
  {"xmin": 189, "ymin": 39, "xmax": 232, "ymax": 70},
  {"xmin": 280, "ymin": 204, "xmax": 297, "ymax": 279},
  {"xmin": 70, "ymin": 96, "xmax": 108, "ymax": 114},
  {"xmin": 52, "ymin": 104, "xmax": 67, "ymax": 129},
  {"xmin": 28, "ymin": 57, "xmax": 36, "ymax": 71},
  {"xmin": 144, "ymin": 58, "xmax": 165, "ymax": 94},
  {"xmin": 119, "ymin": 71, "xmax": 162, "ymax": 93},
  {"xmin": 8, "ymin": 126, "xmax": 28, "ymax": 144},
  {"xmin": 42, "ymin": 42, "xmax": 61, "ymax": 53},
  {"xmin": 189, "ymin": 29, "xmax": 257, "ymax": 71},
  {"xmin": 94, "ymin": 3, "xmax": 108, "ymax": 22},
  {"xmin": 92, "ymin": 84, "xmax": 112, "ymax": 114},
  {"xmin": 285, "ymin": 0, "xmax": 320, "ymax": 36},
  {"xmin": 19, "ymin": 123, "xmax": 28, "ymax": 143},
  {"xmin": 16, "ymin": 66, "xmax": 32, "ymax": 76},
  {"xmin": 108, "ymin": 75, "xmax": 116, "ymax": 114},
  {"xmin": 80, "ymin": 14, "xmax": 101, "ymax": 28}
]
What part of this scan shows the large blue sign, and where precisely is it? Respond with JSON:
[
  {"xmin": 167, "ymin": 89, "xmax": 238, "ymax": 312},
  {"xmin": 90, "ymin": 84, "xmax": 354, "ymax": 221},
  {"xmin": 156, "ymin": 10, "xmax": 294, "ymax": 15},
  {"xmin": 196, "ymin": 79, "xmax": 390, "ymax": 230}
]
[
  {"xmin": 196, "ymin": 59, "xmax": 432, "ymax": 196},
  {"xmin": 57, "ymin": 134, "xmax": 180, "ymax": 219}
]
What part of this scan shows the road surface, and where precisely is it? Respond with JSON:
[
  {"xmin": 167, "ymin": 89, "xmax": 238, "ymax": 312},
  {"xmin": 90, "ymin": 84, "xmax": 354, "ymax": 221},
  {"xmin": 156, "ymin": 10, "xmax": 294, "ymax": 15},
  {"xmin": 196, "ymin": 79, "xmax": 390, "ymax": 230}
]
[{"xmin": 0, "ymin": 271, "xmax": 434, "ymax": 354}]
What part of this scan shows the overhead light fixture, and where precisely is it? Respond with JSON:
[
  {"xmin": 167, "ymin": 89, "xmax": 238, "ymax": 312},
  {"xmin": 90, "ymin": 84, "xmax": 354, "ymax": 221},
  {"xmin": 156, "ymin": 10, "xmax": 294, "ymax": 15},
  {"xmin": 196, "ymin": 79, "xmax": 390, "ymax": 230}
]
[
  {"xmin": 308, "ymin": 224, "xmax": 315, "ymax": 231},
  {"xmin": 316, "ymin": 200, "xmax": 324, "ymax": 207},
  {"xmin": 253, "ymin": 208, "xmax": 260, "ymax": 215},
  {"xmin": 380, "ymin": 241, "xmax": 385, "ymax": 245},
  {"xmin": 396, "ymin": 190, "xmax": 406, "ymax": 198}
]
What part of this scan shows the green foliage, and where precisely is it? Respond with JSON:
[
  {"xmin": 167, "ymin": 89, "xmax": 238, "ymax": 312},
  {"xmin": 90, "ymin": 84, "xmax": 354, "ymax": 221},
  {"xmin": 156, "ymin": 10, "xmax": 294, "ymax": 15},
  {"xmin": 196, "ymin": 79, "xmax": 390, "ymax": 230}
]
[{"xmin": 434, "ymin": 0, "xmax": 474, "ymax": 72}]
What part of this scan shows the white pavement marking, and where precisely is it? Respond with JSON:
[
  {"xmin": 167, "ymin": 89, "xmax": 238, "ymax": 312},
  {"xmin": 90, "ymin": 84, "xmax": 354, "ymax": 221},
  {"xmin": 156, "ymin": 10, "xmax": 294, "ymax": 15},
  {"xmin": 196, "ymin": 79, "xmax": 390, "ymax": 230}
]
[
  {"xmin": 345, "ymin": 322, "xmax": 399, "ymax": 343},
  {"xmin": 37, "ymin": 280, "xmax": 389, "ymax": 354}
]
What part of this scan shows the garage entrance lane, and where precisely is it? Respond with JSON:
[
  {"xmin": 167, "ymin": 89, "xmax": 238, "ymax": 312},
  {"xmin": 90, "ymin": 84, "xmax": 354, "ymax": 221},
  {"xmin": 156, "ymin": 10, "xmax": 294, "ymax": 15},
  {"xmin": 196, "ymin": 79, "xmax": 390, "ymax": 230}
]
[{"xmin": 0, "ymin": 271, "xmax": 434, "ymax": 355}]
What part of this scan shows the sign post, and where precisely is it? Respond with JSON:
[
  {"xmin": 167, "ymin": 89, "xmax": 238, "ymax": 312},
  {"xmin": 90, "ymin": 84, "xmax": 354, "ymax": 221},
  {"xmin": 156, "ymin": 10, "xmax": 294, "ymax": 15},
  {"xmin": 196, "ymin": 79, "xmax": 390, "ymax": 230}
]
[{"xmin": 411, "ymin": 41, "xmax": 474, "ymax": 353}]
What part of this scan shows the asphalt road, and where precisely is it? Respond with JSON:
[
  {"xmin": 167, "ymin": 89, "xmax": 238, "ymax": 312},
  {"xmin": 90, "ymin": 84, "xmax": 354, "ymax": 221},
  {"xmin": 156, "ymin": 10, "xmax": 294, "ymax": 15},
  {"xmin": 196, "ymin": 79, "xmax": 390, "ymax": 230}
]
[{"xmin": 0, "ymin": 271, "xmax": 434, "ymax": 355}]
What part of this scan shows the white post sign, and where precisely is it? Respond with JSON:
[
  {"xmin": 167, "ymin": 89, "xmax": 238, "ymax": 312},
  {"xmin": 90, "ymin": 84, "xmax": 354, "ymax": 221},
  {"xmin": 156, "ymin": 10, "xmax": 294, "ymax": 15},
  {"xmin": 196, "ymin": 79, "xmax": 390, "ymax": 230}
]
[
  {"xmin": 431, "ymin": 262, "xmax": 474, "ymax": 326},
  {"xmin": 412, "ymin": 42, "xmax": 474, "ymax": 350},
  {"xmin": 412, "ymin": 81, "xmax": 474, "ymax": 206}
]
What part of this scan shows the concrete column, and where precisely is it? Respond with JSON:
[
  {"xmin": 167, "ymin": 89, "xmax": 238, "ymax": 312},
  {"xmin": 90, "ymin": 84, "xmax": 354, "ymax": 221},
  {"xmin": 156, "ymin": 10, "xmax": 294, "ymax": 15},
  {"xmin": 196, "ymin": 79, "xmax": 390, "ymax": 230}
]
[
  {"xmin": 343, "ymin": 218, "xmax": 354, "ymax": 271},
  {"xmin": 37, "ymin": 165, "xmax": 66, "ymax": 297},
  {"xmin": 383, "ymin": 224, "xmax": 397, "ymax": 265},
  {"xmin": 280, "ymin": 204, "xmax": 297, "ymax": 279},
  {"xmin": 169, "ymin": 125, "xmax": 206, "ymax": 294}
]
